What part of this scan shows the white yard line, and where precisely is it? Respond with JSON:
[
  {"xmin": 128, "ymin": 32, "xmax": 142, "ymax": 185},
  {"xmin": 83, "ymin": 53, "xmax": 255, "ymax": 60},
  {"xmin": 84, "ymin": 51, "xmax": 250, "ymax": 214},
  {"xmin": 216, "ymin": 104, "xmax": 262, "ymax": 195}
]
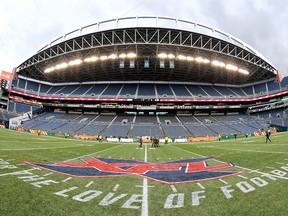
[{"xmin": 141, "ymin": 143, "xmax": 149, "ymax": 216}]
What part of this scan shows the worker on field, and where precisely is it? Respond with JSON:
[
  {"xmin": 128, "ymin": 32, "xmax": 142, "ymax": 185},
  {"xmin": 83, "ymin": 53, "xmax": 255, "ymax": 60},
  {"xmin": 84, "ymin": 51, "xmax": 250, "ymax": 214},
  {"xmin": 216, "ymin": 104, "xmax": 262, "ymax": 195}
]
[
  {"xmin": 165, "ymin": 136, "xmax": 169, "ymax": 144},
  {"xmin": 98, "ymin": 134, "xmax": 103, "ymax": 143},
  {"xmin": 218, "ymin": 134, "xmax": 221, "ymax": 141},
  {"xmin": 265, "ymin": 130, "xmax": 271, "ymax": 143},
  {"xmin": 37, "ymin": 129, "xmax": 41, "ymax": 136},
  {"xmin": 139, "ymin": 136, "xmax": 143, "ymax": 148}
]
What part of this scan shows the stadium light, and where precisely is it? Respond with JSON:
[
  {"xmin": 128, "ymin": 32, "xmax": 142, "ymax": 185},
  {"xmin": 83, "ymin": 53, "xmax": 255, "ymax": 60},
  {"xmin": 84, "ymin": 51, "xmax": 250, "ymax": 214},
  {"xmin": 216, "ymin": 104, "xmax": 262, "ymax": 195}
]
[
  {"xmin": 108, "ymin": 54, "xmax": 117, "ymax": 59},
  {"xmin": 55, "ymin": 62, "xmax": 68, "ymax": 70},
  {"xmin": 203, "ymin": 58, "xmax": 210, "ymax": 64},
  {"xmin": 84, "ymin": 56, "xmax": 98, "ymax": 62},
  {"xmin": 186, "ymin": 56, "xmax": 194, "ymax": 61},
  {"xmin": 119, "ymin": 53, "xmax": 126, "ymax": 58},
  {"xmin": 100, "ymin": 55, "xmax": 108, "ymax": 61},
  {"xmin": 168, "ymin": 54, "xmax": 175, "ymax": 59},
  {"xmin": 44, "ymin": 67, "xmax": 55, "ymax": 73},
  {"xmin": 177, "ymin": 55, "xmax": 187, "ymax": 60},
  {"xmin": 211, "ymin": 60, "xmax": 225, "ymax": 67},
  {"xmin": 68, "ymin": 59, "xmax": 83, "ymax": 66},
  {"xmin": 127, "ymin": 53, "xmax": 137, "ymax": 58},
  {"xmin": 158, "ymin": 53, "xmax": 168, "ymax": 58},
  {"xmin": 195, "ymin": 57, "xmax": 204, "ymax": 63},
  {"xmin": 226, "ymin": 64, "xmax": 238, "ymax": 71},
  {"xmin": 238, "ymin": 68, "xmax": 249, "ymax": 75}
]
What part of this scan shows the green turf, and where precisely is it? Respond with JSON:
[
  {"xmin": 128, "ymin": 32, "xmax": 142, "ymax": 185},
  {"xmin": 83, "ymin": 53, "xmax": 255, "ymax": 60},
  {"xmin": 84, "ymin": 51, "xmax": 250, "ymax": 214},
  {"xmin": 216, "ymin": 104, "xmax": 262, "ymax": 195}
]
[{"xmin": 0, "ymin": 129, "xmax": 288, "ymax": 216}]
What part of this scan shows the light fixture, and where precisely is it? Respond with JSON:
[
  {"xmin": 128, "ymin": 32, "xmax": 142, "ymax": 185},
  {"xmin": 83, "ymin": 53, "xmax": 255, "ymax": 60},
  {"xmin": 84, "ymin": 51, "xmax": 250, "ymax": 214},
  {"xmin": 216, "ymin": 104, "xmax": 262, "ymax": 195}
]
[
  {"xmin": 100, "ymin": 55, "xmax": 108, "ymax": 60},
  {"xmin": 186, "ymin": 56, "xmax": 194, "ymax": 61},
  {"xmin": 119, "ymin": 53, "xmax": 126, "ymax": 58},
  {"xmin": 226, "ymin": 64, "xmax": 238, "ymax": 71},
  {"xmin": 108, "ymin": 54, "xmax": 117, "ymax": 59},
  {"xmin": 127, "ymin": 53, "xmax": 137, "ymax": 58},
  {"xmin": 177, "ymin": 55, "xmax": 187, "ymax": 60},
  {"xmin": 158, "ymin": 53, "xmax": 168, "ymax": 58}
]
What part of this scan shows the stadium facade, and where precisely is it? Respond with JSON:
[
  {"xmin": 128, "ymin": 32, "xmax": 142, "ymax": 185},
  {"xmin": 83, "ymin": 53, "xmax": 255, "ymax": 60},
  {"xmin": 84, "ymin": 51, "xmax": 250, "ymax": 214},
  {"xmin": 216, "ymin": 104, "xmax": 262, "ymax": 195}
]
[{"xmin": 1, "ymin": 16, "xmax": 288, "ymax": 139}]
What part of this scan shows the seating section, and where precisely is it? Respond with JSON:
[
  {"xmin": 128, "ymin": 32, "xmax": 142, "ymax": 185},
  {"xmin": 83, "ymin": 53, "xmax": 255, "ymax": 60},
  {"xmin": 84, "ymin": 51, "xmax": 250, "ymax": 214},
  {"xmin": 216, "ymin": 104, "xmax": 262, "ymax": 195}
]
[
  {"xmin": 12, "ymin": 77, "xmax": 288, "ymax": 99},
  {"xmin": 254, "ymin": 83, "xmax": 267, "ymax": 94},
  {"xmin": 19, "ymin": 112, "xmax": 273, "ymax": 138},
  {"xmin": 8, "ymin": 101, "xmax": 40, "ymax": 114}
]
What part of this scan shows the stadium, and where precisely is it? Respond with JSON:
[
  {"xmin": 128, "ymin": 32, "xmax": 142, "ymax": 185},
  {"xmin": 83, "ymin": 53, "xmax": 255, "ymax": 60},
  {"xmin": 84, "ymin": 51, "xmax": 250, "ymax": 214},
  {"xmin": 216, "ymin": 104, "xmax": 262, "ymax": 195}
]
[{"xmin": 0, "ymin": 16, "xmax": 288, "ymax": 216}]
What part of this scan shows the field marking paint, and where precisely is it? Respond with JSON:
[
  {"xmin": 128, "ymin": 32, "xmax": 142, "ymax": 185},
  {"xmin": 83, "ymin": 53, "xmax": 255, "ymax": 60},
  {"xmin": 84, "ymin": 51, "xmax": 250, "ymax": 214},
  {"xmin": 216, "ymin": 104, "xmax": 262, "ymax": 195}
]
[
  {"xmin": 266, "ymin": 166, "xmax": 275, "ymax": 169},
  {"xmin": 62, "ymin": 177, "xmax": 72, "ymax": 182},
  {"xmin": 85, "ymin": 181, "xmax": 94, "ymax": 188},
  {"xmin": 219, "ymin": 179, "xmax": 229, "ymax": 185},
  {"xmin": 43, "ymin": 173, "xmax": 53, "ymax": 177},
  {"xmin": 113, "ymin": 184, "xmax": 120, "ymax": 191},
  {"xmin": 141, "ymin": 143, "xmax": 148, "ymax": 216},
  {"xmin": 170, "ymin": 185, "xmax": 177, "ymax": 193},
  {"xmin": 197, "ymin": 183, "xmax": 205, "ymax": 190},
  {"xmin": 276, "ymin": 162, "xmax": 285, "ymax": 165},
  {"xmin": 0, "ymin": 167, "xmax": 40, "ymax": 177},
  {"xmin": 238, "ymin": 175, "xmax": 248, "ymax": 179}
]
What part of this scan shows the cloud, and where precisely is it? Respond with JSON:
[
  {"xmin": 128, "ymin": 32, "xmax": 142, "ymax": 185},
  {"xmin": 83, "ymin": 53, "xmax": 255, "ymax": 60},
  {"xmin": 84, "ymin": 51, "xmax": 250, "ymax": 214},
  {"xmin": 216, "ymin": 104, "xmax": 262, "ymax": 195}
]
[{"xmin": 0, "ymin": 0, "xmax": 287, "ymax": 75}]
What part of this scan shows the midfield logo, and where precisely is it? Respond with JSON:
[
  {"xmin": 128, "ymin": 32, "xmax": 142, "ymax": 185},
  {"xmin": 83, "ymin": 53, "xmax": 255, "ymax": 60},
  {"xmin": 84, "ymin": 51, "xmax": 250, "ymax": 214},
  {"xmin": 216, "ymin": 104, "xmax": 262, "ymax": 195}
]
[{"xmin": 24, "ymin": 156, "xmax": 243, "ymax": 184}]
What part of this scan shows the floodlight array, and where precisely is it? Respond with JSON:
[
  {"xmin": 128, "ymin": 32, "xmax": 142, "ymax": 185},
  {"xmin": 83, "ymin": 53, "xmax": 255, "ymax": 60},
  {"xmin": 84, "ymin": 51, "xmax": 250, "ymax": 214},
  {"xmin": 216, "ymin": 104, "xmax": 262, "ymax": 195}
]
[
  {"xmin": 157, "ymin": 53, "xmax": 249, "ymax": 75},
  {"xmin": 44, "ymin": 52, "xmax": 249, "ymax": 76},
  {"xmin": 44, "ymin": 52, "xmax": 137, "ymax": 73}
]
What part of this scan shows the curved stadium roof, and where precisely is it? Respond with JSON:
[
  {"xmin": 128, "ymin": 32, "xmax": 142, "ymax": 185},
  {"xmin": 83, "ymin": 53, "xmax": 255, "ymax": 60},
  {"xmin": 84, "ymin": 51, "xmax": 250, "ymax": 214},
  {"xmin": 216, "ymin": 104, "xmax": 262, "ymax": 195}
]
[{"xmin": 17, "ymin": 16, "xmax": 277, "ymax": 85}]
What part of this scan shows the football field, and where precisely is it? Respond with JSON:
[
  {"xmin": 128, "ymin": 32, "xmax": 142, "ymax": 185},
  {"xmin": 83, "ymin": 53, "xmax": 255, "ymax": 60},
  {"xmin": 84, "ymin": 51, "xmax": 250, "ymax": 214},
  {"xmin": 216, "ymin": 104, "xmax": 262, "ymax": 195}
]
[{"xmin": 0, "ymin": 129, "xmax": 288, "ymax": 216}]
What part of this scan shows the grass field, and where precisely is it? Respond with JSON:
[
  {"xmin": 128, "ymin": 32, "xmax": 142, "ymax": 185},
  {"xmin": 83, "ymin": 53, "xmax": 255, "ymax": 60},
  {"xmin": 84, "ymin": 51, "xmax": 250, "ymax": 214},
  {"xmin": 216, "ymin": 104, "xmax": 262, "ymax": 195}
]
[{"xmin": 0, "ymin": 129, "xmax": 288, "ymax": 216}]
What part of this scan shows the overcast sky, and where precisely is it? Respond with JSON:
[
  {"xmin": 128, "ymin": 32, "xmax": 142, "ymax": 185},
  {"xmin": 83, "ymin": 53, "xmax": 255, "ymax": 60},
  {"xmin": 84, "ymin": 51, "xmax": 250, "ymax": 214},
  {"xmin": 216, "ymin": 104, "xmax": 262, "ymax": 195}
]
[{"xmin": 0, "ymin": 0, "xmax": 287, "ymax": 76}]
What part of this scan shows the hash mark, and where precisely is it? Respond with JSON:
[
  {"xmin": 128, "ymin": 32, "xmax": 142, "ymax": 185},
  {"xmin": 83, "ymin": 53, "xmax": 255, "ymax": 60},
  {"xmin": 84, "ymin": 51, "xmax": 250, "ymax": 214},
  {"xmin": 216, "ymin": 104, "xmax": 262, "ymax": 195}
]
[
  {"xmin": 276, "ymin": 162, "xmax": 285, "ymax": 165},
  {"xmin": 85, "ymin": 181, "xmax": 94, "ymax": 188},
  {"xmin": 197, "ymin": 183, "xmax": 205, "ymax": 190},
  {"xmin": 62, "ymin": 177, "xmax": 72, "ymax": 182},
  {"xmin": 265, "ymin": 166, "xmax": 275, "ymax": 169},
  {"xmin": 238, "ymin": 175, "xmax": 247, "ymax": 179},
  {"xmin": 219, "ymin": 179, "xmax": 228, "ymax": 185},
  {"xmin": 6, "ymin": 159, "xmax": 15, "ymax": 161},
  {"xmin": 170, "ymin": 185, "xmax": 177, "ymax": 193},
  {"xmin": 43, "ymin": 173, "xmax": 53, "ymax": 177},
  {"xmin": 113, "ymin": 184, "xmax": 120, "ymax": 191}
]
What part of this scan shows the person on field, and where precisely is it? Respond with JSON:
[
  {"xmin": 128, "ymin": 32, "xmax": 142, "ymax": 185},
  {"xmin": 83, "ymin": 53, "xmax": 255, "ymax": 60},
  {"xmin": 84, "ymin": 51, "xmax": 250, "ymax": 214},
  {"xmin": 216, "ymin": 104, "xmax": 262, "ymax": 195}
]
[
  {"xmin": 139, "ymin": 136, "xmax": 143, "ymax": 148},
  {"xmin": 37, "ymin": 129, "xmax": 41, "ymax": 136},
  {"xmin": 165, "ymin": 136, "xmax": 169, "ymax": 144},
  {"xmin": 265, "ymin": 130, "xmax": 271, "ymax": 143},
  {"xmin": 218, "ymin": 134, "xmax": 221, "ymax": 141},
  {"xmin": 98, "ymin": 134, "xmax": 103, "ymax": 143}
]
